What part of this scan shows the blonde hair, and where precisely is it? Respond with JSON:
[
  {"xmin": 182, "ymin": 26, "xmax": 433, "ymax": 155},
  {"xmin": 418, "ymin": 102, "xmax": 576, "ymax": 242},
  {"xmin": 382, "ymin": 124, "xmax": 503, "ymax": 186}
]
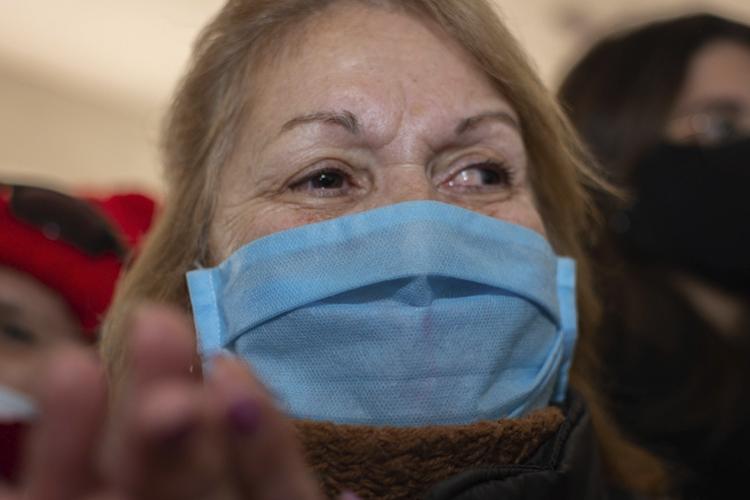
[
  {"xmin": 106, "ymin": 0, "xmax": 604, "ymax": 436},
  {"xmin": 101, "ymin": 0, "xmax": 668, "ymax": 490}
]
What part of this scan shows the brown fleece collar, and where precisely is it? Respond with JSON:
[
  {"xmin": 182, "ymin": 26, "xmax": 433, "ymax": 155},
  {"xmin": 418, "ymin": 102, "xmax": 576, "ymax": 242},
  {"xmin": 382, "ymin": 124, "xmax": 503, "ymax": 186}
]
[{"xmin": 294, "ymin": 406, "xmax": 565, "ymax": 500}]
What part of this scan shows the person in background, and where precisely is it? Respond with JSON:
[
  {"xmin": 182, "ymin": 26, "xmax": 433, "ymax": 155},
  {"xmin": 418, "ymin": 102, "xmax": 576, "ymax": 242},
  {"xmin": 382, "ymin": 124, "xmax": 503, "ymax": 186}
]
[
  {"xmin": 559, "ymin": 13, "xmax": 750, "ymax": 498},
  {"xmin": 0, "ymin": 182, "xmax": 156, "ymax": 484}
]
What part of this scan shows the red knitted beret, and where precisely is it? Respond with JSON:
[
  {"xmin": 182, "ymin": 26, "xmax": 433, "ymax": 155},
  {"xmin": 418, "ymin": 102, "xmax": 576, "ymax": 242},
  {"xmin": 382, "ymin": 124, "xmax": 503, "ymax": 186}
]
[{"xmin": 0, "ymin": 191, "xmax": 156, "ymax": 339}]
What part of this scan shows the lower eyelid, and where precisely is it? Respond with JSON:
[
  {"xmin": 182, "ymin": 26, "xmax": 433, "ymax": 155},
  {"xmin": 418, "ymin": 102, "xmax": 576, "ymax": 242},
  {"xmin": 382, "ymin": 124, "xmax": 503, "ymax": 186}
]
[
  {"xmin": 288, "ymin": 170, "xmax": 367, "ymax": 199},
  {"xmin": 291, "ymin": 169, "xmax": 343, "ymax": 187},
  {"xmin": 438, "ymin": 170, "xmax": 517, "ymax": 198}
]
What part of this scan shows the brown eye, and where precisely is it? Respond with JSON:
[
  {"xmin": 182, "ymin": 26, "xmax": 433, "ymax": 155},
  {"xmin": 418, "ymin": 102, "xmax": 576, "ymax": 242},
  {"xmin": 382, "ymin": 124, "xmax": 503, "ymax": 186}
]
[
  {"xmin": 290, "ymin": 167, "xmax": 356, "ymax": 197},
  {"xmin": 309, "ymin": 171, "xmax": 345, "ymax": 189},
  {"xmin": 445, "ymin": 161, "xmax": 512, "ymax": 191}
]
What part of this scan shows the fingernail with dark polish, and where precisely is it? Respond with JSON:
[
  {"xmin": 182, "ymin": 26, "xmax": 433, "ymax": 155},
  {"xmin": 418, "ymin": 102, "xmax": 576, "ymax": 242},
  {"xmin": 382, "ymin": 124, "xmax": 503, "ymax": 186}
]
[
  {"xmin": 160, "ymin": 419, "xmax": 195, "ymax": 446},
  {"xmin": 228, "ymin": 399, "xmax": 261, "ymax": 433}
]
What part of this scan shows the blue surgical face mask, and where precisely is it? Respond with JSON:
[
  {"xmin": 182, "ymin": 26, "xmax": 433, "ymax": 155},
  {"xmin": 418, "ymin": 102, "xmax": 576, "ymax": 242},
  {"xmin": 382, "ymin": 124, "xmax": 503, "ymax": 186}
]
[{"xmin": 188, "ymin": 201, "xmax": 577, "ymax": 427}]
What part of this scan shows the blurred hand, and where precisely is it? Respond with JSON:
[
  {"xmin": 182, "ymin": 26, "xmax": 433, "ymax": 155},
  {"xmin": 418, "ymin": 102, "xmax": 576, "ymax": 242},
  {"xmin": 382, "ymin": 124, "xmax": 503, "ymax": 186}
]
[
  {"xmin": 1, "ymin": 305, "xmax": 332, "ymax": 500},
  {"xmin": 0, "ymin": 346, "xmax": 112, "ymax": 500}
]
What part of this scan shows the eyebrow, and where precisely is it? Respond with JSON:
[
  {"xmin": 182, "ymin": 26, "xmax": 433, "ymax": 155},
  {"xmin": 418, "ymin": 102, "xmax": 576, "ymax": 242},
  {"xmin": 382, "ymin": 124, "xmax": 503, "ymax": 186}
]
[
  {"xmin": 279, "ymin": 109, "xmax": 520, "ymax": 137},
  {"xmin": 455, "ymin": 111, "xmax": 520, "ymax": 135},
  {"xmin": 281, "ymin": 110, "xmax": 360, "ymax": 135}
]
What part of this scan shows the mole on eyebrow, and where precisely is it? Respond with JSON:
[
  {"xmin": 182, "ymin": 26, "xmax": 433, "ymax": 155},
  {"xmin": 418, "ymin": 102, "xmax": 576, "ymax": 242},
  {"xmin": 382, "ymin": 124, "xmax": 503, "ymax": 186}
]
[
  {"xmin": 280, "ymin": 110, "xmax": 360, "ymax": 135},
  {"xmin": 455, "ymin": 111, "xmax": 520, "ymax": 136}
]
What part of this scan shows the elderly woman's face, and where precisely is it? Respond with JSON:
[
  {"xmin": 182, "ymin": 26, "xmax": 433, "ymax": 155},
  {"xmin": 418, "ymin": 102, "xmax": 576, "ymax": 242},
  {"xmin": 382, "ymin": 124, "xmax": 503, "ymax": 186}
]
[{"xmin": 212, "ymin": 3, "xmax": 544, "ymax": 259}]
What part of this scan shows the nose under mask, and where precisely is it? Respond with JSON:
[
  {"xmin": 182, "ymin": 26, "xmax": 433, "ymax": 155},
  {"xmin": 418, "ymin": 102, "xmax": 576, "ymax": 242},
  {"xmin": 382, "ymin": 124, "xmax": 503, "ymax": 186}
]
[{"xmin": 188, "ymin": 201, "xmax": 578, "ymax": 427}]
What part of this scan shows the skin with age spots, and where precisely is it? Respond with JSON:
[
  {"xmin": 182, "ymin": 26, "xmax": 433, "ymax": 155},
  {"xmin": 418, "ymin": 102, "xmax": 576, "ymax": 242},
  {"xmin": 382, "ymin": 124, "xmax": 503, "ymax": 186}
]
[
  {"xmin": 0, "ymin": 266, "xmax": 82, "ymax": 395},
  {"xmin": 210, "ymin": 3, "xmax": 544, "ymax": 262}
]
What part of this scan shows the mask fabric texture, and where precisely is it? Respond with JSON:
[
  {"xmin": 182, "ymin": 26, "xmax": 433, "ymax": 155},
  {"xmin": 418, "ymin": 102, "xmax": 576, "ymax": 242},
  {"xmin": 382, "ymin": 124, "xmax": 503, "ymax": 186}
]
[
  {"xmin": 622, "ymin": 137, "xmax": 750, "ymax": 292},
  {"xmin": 188, "ymin": 201, "xmax": 577, "ymax": 427}
]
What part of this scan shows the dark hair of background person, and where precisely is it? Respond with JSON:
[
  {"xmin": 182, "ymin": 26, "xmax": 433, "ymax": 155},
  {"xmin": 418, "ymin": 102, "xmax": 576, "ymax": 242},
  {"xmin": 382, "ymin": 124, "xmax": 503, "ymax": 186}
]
[
  {"xmin": 558, "ymin": 13, "xmax": 750, "ymax": 184},
  {"xmin": 558, "ymin": 13, "xmax": 750, "ymax": 498},
  {"xmin": 597, "ymin": 262, "xmax": 750, "ymax": 499}
]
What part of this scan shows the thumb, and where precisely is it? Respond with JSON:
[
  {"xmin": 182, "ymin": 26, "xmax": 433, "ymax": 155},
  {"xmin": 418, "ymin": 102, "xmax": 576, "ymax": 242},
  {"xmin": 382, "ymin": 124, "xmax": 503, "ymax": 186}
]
[{"xmin": 22, "ymin": 348, "xmax": 107, "ymax": 500}]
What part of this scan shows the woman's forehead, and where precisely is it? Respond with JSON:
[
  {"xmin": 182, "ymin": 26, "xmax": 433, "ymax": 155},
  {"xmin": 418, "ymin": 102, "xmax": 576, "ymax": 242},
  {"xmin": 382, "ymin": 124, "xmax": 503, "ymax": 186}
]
[{"xmin": 246, "ymin": 2, "xmax": 520, "ymax": 147}]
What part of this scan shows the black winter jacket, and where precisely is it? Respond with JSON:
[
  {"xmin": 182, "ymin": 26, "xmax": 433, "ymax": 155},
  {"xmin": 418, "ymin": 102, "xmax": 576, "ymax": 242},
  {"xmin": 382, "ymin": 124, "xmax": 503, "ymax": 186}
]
[{"xmin": 426, "ymin": 393, "xmax": 639, "ymax": 500}]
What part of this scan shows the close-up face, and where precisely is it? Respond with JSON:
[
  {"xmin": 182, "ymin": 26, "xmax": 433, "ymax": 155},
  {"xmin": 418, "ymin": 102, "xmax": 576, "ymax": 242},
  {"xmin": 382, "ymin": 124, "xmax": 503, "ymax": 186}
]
[
  {"xmin": 666, "ymin": 40, "xmax": 750, "ymax": 145},
  {"xmin": 210, "ymin": 2, "xmax": 544, "ymax": 260},
  {"xmin": 0, "ymin": 266, "xmax": 81, "ymax": 395}
]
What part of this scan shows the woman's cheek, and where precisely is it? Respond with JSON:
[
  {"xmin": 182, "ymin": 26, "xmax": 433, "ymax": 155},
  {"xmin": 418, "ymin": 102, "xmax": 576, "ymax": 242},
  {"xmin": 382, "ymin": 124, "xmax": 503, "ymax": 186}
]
[
  {"xmin": 211, "ymin": 203, "xmax": 337, "ymax": 261},
  {"xmin": 483, "ymin": 196, "xmax": 546, "ymax": 237}
]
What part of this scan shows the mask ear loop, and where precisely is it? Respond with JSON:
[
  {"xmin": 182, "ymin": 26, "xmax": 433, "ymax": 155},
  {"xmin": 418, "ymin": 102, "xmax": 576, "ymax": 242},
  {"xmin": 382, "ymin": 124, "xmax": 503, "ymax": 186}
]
[{"xmin": 552, "ymin": 257, "xmax": 577, "ymax": 403}]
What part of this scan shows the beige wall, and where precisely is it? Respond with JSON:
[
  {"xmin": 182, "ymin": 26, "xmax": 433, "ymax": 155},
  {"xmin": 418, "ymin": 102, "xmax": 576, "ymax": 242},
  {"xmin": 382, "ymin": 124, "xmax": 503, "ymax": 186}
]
[
  {"xmin": 1, "ymin": 0, "xmax": 749, "ymax": 196},
  {"xmin": 0, "ymin": 68, "xmax": 163, "ymax": 195}
]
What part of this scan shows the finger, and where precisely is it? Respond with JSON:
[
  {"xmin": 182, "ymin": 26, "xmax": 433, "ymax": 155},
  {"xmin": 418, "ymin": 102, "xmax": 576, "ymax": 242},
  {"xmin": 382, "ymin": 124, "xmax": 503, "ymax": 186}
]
[
  {"xmin": 104, "ymin": 304, "xmax": 213, "ymax": 500},
  {"xmin": 0, "ymin": 483, "xmax": 18, "ymax": 500},
  {"xmin": 105, "ymin": 304, "xmax": 196, "ymax": 471},
  {"xmin": 208, "ymin": 356, "xmax": 323, "ymax": 500},
  {"xmin": 125, "ymin": 304, "xmax": 198, "ymax": 390},
  {"xmin": 112, "ymin": 381, "xmax": 224, "ymax": 500},
  {"xmin": 23, "ymin": 348, "xmax": 107, "ymax": 500}
]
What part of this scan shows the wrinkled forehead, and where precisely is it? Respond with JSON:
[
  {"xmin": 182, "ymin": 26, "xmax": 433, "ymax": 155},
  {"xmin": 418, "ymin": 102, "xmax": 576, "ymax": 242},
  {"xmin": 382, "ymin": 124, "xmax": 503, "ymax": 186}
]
[{"xmin": 242, "ymin": 2, "xmax": 521, "ymax": 150}]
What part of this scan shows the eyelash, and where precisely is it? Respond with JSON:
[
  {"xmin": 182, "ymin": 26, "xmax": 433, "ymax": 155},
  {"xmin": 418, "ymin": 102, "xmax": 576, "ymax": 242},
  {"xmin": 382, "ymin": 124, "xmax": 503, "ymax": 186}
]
[
  {"xmin": 288, "ymin": 159, "xmax": 515, "ymax": 198},
  {"xmin": 442, "ymin": 160, "xmax": 514, "ymax": 191},
  {"xmin": 289, "ymin": 166, "xmax": 357, "ymax": 197}
]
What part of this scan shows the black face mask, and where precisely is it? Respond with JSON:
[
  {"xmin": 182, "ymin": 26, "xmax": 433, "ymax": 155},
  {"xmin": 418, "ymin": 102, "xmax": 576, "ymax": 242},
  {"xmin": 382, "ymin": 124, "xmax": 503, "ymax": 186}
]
[{"xmin": 614, "ymin": 137, "xmax": 750, "ymax": 293}]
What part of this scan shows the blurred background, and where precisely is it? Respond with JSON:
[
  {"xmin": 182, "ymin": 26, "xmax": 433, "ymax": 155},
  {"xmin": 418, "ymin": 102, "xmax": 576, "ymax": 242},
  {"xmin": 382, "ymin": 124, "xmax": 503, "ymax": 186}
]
[{"xmin": 1, "ymin": 0, "xmax": 749, "ymax": 197}]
